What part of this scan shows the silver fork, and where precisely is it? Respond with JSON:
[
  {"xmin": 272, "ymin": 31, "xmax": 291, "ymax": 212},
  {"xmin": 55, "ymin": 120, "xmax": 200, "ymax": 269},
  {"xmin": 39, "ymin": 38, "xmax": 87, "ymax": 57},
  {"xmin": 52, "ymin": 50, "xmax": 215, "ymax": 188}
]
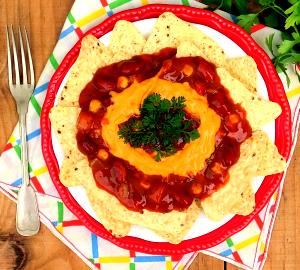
[{"xmin": 6, "ymin": 25, "xmax": 40, "ymax": 236}]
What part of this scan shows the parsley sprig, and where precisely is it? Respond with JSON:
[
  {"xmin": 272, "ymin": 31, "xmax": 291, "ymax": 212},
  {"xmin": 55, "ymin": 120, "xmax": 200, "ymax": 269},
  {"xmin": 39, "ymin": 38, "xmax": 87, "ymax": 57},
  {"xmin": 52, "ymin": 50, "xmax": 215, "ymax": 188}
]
[
  {"xmin": 200, "ymin": 0, "xmax": 300, "ymax": 86},
  {"xmin": 118, "ymin": 93, "xmax": 200, "ymax": 161}
]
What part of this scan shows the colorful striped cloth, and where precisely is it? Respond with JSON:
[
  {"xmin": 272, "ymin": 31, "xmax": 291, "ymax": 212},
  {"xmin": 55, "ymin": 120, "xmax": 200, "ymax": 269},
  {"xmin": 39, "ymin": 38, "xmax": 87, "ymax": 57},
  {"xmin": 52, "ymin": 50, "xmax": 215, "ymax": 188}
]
[{"xmin": 0, "ymin": 1, "xmax": 299, "ymax": 270}]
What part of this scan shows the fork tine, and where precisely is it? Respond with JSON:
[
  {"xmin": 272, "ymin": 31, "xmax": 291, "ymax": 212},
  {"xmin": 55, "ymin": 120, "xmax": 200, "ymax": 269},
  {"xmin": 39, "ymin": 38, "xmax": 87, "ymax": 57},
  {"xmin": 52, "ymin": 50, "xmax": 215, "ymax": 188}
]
[
  {"xmin": 10, "ymin": 25, "xmax": 20, "ymax": 85},
  {"xmin": 18, "ymin": 26, "xmax": 27, "ymax": 85},
  {"xmin": 5, "ymin": 26, "xmax": 13, "ymax": 86},
  {"xmin": 24, "ymin": 27, "xmax": 35, "ymax": 86}
]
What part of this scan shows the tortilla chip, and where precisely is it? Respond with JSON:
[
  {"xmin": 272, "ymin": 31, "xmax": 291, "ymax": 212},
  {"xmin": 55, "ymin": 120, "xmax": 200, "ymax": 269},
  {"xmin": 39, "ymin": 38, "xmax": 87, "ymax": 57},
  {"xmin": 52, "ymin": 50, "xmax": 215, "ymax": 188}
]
[
  {"xmin": 201, "ymin": 182, "xmax": 253, "ymax": 221},
  {"xmin": 254, "ymin": 131, "xmax": 286, "ymax": 176},
  {"xmin": 217, "ymin": 68, "xmax": 282, "ymax": 130},
  {"xmin": 226, "ymin": 56, "xmax": 257, "ymax": 93},
  {"xmin": 176, "ymin": 43, "xmax": 258, "ymax": 95},
  {"xmin": 59, "ymin": 157, "xmax": 87, "ymax": 187},
  {"xmin": 176, "ymin": 40, "xmax": 206, "ymax": 58},
  {"xmin": 201, "ymin": 130, "xmax": 285, "ymax": 220},
  {"xmin": 78, "ymin": 163, "xmax": 131, "ymax": 237},
  {"xmin": 83, "ymin": 178, "xmax": 201, "ymax": 240},
  {"xmin": 232, "ymin": 184, "xmax": 255, "ymax": 214},
  {"xmin": 143, "ymin": 12, "xmax": 225, "ymax": 67},
  {"xmin": 50, "ymin": 106, "xmax": 98, "ymax": 188},
  {"xmin": 201, "ymin": 133, "xmax": 260, "ymax": 220},
  {"xmin": 84, "ymin": 174, "xmax": 201, "ymax": 242},
  {"xmin": 153, "ymin": 202, "xmax": 200, "ymax": 244},
  {"xmin": 82, "ymin": 173, "xmax": 131, "ymax": 237},
  {"xmin": 49, "ymin": 106, "xmax": 83, "ymax": 160},
  {"xmin": 109, "ymin": 20, "xmax": 146, "ymax": 63},
  {"xmin": 59, "ymin": 35, "xmax": 112, "ymax": 106}
]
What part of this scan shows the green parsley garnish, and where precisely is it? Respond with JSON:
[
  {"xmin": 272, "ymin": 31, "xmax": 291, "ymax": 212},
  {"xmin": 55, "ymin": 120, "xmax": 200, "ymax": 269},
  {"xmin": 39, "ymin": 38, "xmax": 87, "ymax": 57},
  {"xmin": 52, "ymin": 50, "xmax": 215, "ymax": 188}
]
[{"xmin": 118, "ymin": 93, "xmax": 200, "ymax": 161}]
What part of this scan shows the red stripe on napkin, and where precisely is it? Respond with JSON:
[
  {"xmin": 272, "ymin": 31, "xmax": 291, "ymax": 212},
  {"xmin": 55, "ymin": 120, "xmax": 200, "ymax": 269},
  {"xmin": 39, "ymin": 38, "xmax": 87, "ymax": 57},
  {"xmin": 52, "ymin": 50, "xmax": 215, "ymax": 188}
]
[{"xmin": 31, "ymin": 176, "xmax": 45, "ymax": 193}]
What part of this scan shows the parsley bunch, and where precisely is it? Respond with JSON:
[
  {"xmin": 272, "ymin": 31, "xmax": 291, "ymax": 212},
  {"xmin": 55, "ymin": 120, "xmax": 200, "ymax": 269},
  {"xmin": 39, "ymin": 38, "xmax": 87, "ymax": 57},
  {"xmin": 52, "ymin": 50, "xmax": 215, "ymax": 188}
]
[
  {"xmin": 200, "ymin": 0, "xmax": 300, "ymax": 86},
  {"xmin": 118, "ymin": 93, "xmax": 200, "ymax": 161}
]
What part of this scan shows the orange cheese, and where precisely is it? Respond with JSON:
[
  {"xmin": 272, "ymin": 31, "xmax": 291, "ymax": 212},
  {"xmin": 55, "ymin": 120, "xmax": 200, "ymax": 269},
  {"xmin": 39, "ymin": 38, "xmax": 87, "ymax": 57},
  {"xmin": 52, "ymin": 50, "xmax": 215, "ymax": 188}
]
[{"xmin": 102, "ymin": 77, "xmax": 221, "ymax": 177}]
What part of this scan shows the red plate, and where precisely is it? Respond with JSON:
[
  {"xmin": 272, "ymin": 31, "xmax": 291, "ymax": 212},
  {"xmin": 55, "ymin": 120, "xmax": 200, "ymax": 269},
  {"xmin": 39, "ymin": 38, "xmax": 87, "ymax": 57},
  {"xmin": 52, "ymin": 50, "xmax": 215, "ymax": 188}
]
[{"xmin": 41, "ymin": 4, "xmax": 292, "ymax": 254}]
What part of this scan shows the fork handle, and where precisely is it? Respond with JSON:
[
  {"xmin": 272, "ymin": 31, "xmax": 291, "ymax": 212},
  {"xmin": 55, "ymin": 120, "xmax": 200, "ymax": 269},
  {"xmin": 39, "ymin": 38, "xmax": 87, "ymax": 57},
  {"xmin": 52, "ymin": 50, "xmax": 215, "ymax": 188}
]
[
  {"xmin": 19, "ymin": 113, "xmax": 30, "ymax": 186},
  {"xmin": 16, "ymin": 112, "xmax": 40, "ymax": 236}
]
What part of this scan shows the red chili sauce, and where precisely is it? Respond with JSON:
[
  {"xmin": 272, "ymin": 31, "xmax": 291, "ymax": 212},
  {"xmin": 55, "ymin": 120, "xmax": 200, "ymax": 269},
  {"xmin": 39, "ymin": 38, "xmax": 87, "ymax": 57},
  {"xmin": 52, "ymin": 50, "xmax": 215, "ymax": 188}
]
[{"xmin": 76, "ymin": 48, "xmax": 252, "ymax": 213}]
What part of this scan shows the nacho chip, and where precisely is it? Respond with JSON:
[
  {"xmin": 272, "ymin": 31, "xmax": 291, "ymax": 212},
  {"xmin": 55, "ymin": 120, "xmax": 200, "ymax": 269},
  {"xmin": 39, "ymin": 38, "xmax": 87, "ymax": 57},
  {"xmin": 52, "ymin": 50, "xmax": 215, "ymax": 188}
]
[
  {"xmin": 153, "ymin": 202, "xmax": 200, "ymax": 244},
  {"xmin": 143, "ymin": 12, "xmax": 225, "ymax": 67},
  {"xmin": 83, "ymin": 166, "xmax": 200, "ymax": 242},
  {"xmin": 201, "ymin": 133, "xmax": 260, "ymax": 220},
  {"xmin": 254, "ymin": 131, "xmax": 286, "ymax": 176},
  {"xmin": 217, "ymin": 68, "xmax": 282, "ymax": 130},
  {"xmin": 84, "ymin": 176, "xmax": 201, "ymax": 242},
  {"xmin": 177, "ymin": 43, "xmax": 257, "ymax": 94},
  {"xmin": 108, "ymin": 20, "xmax": 146, "ymax": 63},
  {"xmin": 231, "ymin": 183, "xmax": 255, "ymax": 214},
  {"xmin": 80, "ymin": 162, "xmax": 131, "ymax": 237},
  {"xmin": 201, "ymin": 130, "xmax": 285, "ymax": 220},
  {"xmin": 226, "ymin": 56, "xmax": 257, "ymax": 93},
  {"xmin": 59, "ymin": 35, "xmax": 112, "ymax": 106},
  {"xmin": 50, "ymin": 106, "xmax": 97, "ymax": 189},
  {"xmin": 176, "ymin": 40, "xmax": 206, "ymax": 58},
  {"xmin": 59, "ymin": 157, "xmax": 87, "ymax": 187},
  {"xmin": 49, "ymin": 106, "xmax": 83, "ymax": 160}
]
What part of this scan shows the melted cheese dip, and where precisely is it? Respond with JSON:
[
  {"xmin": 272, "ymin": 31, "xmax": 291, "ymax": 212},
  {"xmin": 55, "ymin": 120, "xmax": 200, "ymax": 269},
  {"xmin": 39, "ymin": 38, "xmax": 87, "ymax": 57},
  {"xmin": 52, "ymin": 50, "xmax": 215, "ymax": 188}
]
[{"xmin": 102, "ymin": 77, "xmax": 221, "ymax": 177}]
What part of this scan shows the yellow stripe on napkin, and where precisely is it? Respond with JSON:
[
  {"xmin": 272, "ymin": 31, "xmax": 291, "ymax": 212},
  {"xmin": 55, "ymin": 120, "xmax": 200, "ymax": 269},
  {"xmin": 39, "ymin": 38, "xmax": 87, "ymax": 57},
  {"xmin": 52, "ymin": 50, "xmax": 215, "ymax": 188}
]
[
  {"xmin": 287, "ymin": 86, "xmax": 300, "ymax": 99},
  {"xmin": 235, "ymin": 235, "xmax": 260, "ymax": 250},
  {"xmin": 77, "ymin": 8, "xmax": 106, "ymax": 27},
  {"xmin": 99, "ymin": 256, "xmax": 131, "ymax": 263},
  {"xmin": 33, "ymin": 166, "xmax": 48, "ymax": 176}
]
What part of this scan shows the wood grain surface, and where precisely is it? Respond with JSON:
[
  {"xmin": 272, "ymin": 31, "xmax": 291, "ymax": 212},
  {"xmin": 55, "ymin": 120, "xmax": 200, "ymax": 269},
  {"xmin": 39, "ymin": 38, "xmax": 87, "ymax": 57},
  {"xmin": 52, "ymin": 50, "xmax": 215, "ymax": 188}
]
[{"xmin": 0, "ymin": 0, "xmax": 299, "ymax": 269}]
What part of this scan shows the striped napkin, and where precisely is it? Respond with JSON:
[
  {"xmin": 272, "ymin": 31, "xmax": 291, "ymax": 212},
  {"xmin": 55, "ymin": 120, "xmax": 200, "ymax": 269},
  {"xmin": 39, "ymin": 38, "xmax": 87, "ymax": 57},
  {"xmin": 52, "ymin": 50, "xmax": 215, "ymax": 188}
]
[{"xmin": 0, "ymin": 1, "xmax": 299, "ymax": 270}]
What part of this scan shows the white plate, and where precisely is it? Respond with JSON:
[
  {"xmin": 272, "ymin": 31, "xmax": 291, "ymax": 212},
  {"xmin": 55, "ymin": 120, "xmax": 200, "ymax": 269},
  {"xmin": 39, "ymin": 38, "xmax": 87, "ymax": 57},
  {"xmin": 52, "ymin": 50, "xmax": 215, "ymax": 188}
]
[{"xmin": 51, "ymin": 18, "xmax": 274, "ymax": 242}]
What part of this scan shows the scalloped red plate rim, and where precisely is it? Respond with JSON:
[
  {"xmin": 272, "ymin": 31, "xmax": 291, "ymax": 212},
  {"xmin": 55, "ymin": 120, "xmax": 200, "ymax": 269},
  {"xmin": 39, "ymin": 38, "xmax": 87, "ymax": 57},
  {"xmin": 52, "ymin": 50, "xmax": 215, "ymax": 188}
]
[{"xmin": 41, "ymin": 4, "xmax": 292, "ymax": 254}]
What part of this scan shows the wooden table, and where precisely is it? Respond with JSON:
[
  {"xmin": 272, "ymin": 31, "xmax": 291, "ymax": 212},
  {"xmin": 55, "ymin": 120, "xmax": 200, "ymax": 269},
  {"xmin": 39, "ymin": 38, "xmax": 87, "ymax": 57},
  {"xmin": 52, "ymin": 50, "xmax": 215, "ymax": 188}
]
[{"xmin": 0, "ymin": 1, "xmax": 299, "ymax": 269}]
